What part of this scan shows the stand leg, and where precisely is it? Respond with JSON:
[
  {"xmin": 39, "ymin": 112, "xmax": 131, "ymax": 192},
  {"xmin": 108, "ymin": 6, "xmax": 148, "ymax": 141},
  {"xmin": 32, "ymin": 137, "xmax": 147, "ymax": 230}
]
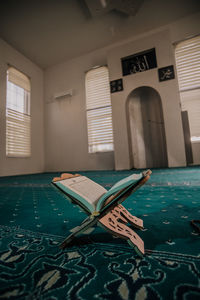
[
  {"xmin": 116, "ymin": 204, "xmax": 144, "ymax": 229},
  {"xmin": 98, "ymin": 206, "xmax": 144, "ymax": 256},
  {"xmin": 60, "ymin": 217, "xmax": 97, "ymax": 249}
]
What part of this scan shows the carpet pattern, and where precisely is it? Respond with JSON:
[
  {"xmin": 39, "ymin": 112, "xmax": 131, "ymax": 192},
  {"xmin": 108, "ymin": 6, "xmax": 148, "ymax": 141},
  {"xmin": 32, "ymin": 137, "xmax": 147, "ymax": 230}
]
[{"xmin": 0, "ymin": 167, "xmax": 200, "ymax": 299}]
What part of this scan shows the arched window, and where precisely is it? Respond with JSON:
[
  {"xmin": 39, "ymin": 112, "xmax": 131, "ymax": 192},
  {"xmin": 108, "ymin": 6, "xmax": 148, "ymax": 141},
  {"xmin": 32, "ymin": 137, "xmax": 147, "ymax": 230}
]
[
  {"xmin": 85, "ymin": 66, "xmax": 114, "ymax": 153},
  {"xmin": 6, "ymin": 67, "xmax": 31, "ymax": 157},
  {"xmin": 175, "ymin": 35, "xmax": 200, "ymax": 142}
]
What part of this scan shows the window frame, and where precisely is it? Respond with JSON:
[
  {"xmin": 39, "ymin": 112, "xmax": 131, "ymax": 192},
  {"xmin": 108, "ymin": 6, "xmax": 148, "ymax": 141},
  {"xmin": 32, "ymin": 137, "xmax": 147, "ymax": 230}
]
[
  {"xmin": 85, "ymin": 66, "xmax": 114, "ymax": 153},
  {"xmin": 6, "ymin": 66, "xmax": 31, "ymax": 158},
  {"xmin": 175, "ymin": 35, "xmax": 200, "ymax": 143}
]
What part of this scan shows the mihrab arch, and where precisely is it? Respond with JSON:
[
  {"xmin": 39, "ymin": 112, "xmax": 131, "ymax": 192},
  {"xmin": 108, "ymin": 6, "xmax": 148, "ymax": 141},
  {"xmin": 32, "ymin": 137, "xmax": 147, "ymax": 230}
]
[{"xmin": 126, "ymin": 86, "xmax": 168, "ymax": 169}]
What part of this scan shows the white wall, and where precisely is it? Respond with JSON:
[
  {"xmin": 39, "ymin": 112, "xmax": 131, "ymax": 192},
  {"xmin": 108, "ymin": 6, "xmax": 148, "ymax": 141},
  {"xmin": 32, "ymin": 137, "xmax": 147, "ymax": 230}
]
[
  {"xmin": 0, "ymin": 39, "xmax": 44, "ymax": 176},
  {"xmin": 44, "ymin": 12, "xmax": 200, "ymax": 171}
]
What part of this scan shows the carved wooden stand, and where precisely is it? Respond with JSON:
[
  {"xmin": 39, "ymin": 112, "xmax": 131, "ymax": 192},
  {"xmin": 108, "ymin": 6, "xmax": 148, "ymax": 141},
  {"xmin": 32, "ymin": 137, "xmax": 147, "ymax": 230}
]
[{"xmin": 98, "ymin": 204, "xmax": 144, "ymax": 256}]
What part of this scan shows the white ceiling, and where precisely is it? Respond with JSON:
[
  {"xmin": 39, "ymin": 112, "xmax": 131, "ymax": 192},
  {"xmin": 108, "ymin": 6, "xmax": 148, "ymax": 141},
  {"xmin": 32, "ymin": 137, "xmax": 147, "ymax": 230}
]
[{"xmin": 0, "ymin": 0, "xmax": 200, "ymax": 69}]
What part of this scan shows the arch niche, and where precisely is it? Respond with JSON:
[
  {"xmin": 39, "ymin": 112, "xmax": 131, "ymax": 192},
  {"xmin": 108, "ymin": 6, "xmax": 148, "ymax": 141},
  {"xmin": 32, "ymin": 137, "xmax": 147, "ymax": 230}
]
[{"xmin": 127, "ymin": 86, "xmax": 168, "ymax": 169}]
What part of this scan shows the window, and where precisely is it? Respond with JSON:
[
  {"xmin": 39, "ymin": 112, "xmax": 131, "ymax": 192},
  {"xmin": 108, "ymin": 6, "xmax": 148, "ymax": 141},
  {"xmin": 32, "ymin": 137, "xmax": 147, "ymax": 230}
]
[
  {"xmin": 175, "ymin": 35, "xmax": 200, "ymax": 142},
  {"xmin": 6, "ymin": 67, "xmax": 31, "ymax": 157},
  {"xmin": 85, "ymin": 66, "xmax": 114, "ymax": 153}
]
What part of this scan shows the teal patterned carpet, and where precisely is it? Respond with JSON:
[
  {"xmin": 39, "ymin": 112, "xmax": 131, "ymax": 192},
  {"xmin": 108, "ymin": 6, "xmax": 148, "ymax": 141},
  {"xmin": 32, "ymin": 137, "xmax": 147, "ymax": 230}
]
[{"xmin": 0, "ymin": 167, "xmax": 199, "ymax": 299}]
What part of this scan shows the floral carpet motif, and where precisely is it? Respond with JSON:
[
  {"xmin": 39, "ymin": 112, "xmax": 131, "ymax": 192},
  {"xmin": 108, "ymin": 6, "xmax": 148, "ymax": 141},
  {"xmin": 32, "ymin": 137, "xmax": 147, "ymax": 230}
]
[
  {"xmin": 0, "ymin": 226, "xmax": 199, "ymax": 300},
  {"xmin": 0, "ymin": 167, "xmax": 200, "ymax": 299}
]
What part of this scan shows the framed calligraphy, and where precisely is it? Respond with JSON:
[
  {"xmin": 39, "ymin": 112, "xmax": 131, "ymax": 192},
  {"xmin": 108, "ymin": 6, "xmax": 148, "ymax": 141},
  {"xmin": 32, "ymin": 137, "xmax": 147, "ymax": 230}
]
[
  {"xmin": 110, "ymin": 79, "xmax": 123, "ymax": 93},
  {"xmin": 158, "ymin": 65, "xmax": 175, "ymax": 82},
  {"xmin": 121, "ymin": 48, "xmax": 157, "ymax": 76}
]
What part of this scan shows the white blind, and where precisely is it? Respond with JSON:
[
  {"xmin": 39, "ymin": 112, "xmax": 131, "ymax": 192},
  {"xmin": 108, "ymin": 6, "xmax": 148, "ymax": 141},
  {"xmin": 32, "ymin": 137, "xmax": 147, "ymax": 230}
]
[
  {"xmin": 175, "ymin": 35, "xmax": 200, "ymax": 142},
  {"xmin": 175, "ymin": 36, "xmax": 200, "ymax": 91},
  {"xmin": 6, "ymin": 109, "xmax": 31, "ymax": 157},
  {"xmin": 6, "ymin": 67, "xmax": 31, "ymax": 157},
  {"xmin": 85, "ymin": 66, "xmax": 114, "ymax": 153},
  {"xmin": 86, "ymin": 67, "xmax": 111, "ymax": 110},
  {"xmin": 7, "ymin": 67, "xmax": 31, "ymax": 92}
]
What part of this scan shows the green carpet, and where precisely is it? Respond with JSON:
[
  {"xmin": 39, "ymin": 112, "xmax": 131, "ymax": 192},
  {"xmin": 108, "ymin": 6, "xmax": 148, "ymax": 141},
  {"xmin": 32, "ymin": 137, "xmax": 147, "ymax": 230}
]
[{"xmin": 0, "ymin": 167, "xmax": 199, "ymax": 299}]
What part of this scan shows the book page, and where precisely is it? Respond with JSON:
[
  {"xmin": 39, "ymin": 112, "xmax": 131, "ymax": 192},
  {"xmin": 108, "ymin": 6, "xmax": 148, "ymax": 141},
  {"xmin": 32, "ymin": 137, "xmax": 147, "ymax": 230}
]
[
  {"xmin": 60, "ymin": 176, "xmax": 107, "ymax": 207},
  {"xmin": 96, "ymin": 173, "xmax": 143, "ymax": 212},
  {"xmin": 108, "ymin": 173, "xmax": 142, "ymax": 192}
]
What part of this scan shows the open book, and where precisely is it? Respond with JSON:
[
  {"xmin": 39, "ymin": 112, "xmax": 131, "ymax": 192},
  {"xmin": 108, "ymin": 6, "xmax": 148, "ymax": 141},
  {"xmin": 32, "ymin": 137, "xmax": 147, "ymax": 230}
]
[
  {"xmin": 52, "ymin": 170, "xmax": 151, "ymax": 256},
  {"xmin": 52, "ymin": 172, "xmax": 144, "ymax": 214}
]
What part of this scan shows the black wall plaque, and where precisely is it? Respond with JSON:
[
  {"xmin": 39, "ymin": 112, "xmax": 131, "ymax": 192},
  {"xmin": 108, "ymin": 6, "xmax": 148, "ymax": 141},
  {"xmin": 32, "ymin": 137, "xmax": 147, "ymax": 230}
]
[
  {"xmin": 121, "ymin": 48, "xmax": 157, "ymax": 76},
  {"xmin": 110, "ymin": 78, "xmax": 123, "ymax": 93},
  {"xmin": 158, "ymin": 65, "xmax": 175, "ymax": 82}
]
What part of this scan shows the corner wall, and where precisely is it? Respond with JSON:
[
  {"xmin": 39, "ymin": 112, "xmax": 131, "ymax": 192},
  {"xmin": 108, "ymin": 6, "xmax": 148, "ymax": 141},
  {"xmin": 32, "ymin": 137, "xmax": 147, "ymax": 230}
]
[{"xmin": 0, "ymin": 39, "xmax": 44, "ymax": 176}]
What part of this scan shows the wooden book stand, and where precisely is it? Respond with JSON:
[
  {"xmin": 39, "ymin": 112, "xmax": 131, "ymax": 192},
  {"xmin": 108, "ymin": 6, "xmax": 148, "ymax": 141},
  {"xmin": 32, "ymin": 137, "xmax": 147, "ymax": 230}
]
[{"xmin": 52, "ymin": 170, "xmax": 151, "ymax": 257}]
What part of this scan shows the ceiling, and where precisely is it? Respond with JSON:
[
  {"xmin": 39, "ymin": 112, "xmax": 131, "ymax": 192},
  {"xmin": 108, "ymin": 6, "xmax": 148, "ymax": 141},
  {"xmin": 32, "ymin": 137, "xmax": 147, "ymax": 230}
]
[{"xmin": 0, "ymin": 0, "xmax": 200, "ymax": 69}]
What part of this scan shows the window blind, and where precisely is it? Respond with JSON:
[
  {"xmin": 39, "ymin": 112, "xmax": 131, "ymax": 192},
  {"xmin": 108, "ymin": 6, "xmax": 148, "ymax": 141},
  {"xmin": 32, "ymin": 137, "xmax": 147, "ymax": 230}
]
[
  {"xmin": 6, "ymin": 108, "xmax": 31, "ymax": 157},
  {"xmin": 175, "ymin": 35, "xmax": 200, "ymax": 142},
  {"xmin": 85, "ymin": 66, "xmax": 114, "ymax": 153},
  {"xmin": 7, "ymin": 67, "xmax": 31, "ymax": 92},
  {"xmin": 6, "ymin": 67, "xmax": 31, "ymax": 157}
]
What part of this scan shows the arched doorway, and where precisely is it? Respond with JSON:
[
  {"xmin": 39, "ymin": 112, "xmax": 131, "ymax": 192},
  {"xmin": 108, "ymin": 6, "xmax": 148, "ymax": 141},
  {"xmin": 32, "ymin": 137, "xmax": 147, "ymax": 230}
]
[{"xmin": 127, "ymin": 86, "xmax": 168, "ymax": 169}]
